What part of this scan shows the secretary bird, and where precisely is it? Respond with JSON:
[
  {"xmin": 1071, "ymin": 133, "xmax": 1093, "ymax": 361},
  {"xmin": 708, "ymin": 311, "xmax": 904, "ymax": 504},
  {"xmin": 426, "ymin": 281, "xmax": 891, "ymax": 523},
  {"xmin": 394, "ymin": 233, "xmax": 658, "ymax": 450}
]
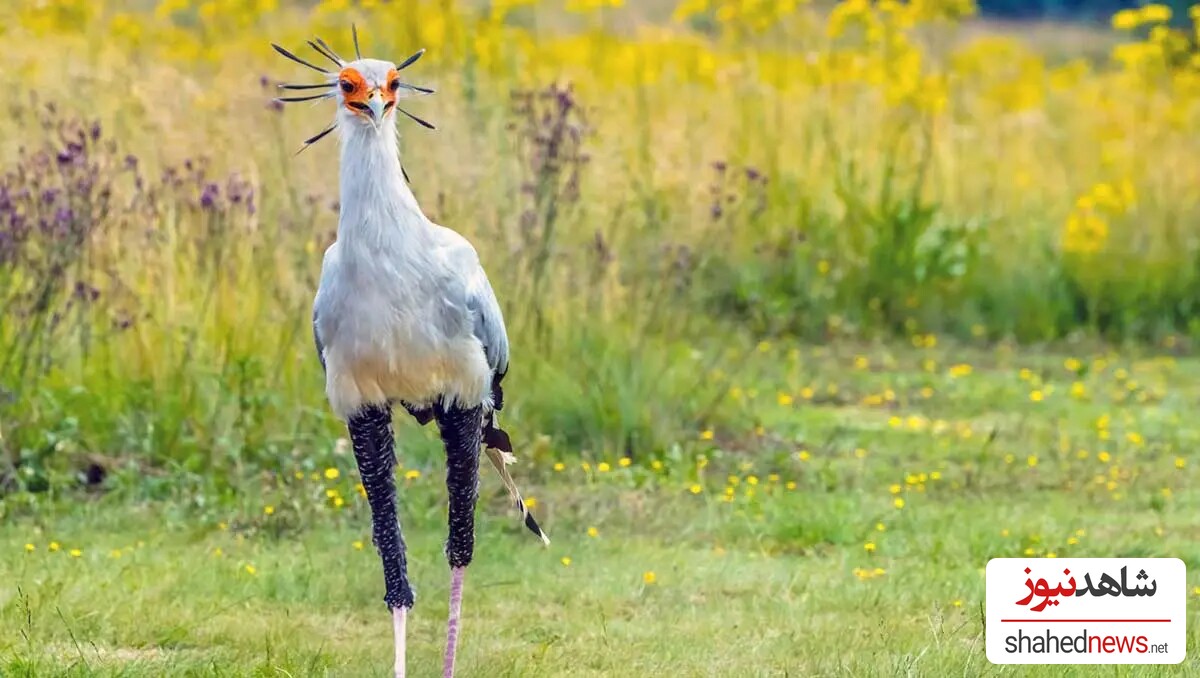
[{"xmin": 273, "ymin": 28, "xmax": 548, "ymax": 678}]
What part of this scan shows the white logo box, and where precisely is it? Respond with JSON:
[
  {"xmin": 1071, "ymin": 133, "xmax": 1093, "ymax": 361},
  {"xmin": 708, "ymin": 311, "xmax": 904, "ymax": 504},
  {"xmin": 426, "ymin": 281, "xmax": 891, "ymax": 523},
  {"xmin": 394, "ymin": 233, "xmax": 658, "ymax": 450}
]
[{"xmin": 986, "ymin": 558, "xmax": 1186, "ymax": 664}]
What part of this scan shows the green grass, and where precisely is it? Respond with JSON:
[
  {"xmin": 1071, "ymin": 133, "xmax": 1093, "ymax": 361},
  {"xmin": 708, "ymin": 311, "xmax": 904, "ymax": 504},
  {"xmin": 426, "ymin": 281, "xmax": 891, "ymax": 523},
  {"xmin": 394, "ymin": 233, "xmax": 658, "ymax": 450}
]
[
  {"xmin": 4, "ymin": 5, "xmax": 1200, "ymax": 675},
  {"xmin": 4, "ymin": 341, "xmax": 1200, "ymax": 676}
]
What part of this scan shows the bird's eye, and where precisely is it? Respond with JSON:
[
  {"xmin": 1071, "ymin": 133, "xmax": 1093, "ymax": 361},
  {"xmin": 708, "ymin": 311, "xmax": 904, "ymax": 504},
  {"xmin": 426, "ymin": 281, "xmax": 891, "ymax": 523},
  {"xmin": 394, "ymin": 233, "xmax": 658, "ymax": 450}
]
[
  {"xmin": 339, "ymin": 80, "xmax": 354, "ymax": 94},
  {"xmin": 389, "ymin": 79, "xmax": 401, "ymax": 92}
]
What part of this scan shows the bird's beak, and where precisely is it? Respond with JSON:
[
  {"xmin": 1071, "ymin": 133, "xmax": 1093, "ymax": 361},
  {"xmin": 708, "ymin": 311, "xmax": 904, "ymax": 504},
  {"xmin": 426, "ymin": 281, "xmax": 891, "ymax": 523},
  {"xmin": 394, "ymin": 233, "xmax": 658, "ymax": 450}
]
[{"xmin": 367, "ymin": 89, "xmax": 385, "ymax": 125}]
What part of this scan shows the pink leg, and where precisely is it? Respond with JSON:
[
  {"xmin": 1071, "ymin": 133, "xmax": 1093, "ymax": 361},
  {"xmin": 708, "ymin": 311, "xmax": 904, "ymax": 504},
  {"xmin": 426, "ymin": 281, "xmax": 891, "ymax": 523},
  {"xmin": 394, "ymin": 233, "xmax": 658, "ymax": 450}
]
[
  {"xmin": 393, "ymin": 607, "xmax": 407, "ymax": 678},
  {"xmin": 443, "ymin": 566, "xmax": 466, "ymax": 678}
]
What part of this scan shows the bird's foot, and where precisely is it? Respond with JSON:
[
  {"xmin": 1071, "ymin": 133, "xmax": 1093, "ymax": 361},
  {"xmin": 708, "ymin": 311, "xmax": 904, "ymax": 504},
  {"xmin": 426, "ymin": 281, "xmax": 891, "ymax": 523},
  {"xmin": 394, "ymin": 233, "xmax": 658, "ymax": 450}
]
[
  {"xmin": 392, "ymin": 606, "xmax": 408, "ymax": 678},
  {"xmin": 443, "ymin": 566, "xmax": 466, "ymax": 678}
]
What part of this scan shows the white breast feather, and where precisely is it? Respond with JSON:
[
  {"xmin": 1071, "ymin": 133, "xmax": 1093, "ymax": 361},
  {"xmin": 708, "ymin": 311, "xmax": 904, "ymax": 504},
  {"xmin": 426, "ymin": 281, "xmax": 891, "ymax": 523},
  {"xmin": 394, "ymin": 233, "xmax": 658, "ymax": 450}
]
[{"xmin": 313, "ymin": 113, "xmax": 495, "ymax": 419}]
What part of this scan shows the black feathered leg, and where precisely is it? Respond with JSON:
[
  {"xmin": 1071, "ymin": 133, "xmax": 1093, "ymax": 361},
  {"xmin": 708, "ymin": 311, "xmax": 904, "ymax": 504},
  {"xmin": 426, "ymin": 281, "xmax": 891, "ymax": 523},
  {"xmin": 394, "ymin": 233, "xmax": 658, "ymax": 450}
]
[
  {"xmin": 437, "ymin": 403, "xmax": 484, "ymax": 567},
  {"xmin": 348, "ymin": 403, "xmax": 414, "ymax": 609},
  {"xmin": 434, "ymin": 402, "xmax": 484, "ymax": 678},
  {"xmin": 347, "ymin": 403, "xmax": 413, "ymax": 677}
]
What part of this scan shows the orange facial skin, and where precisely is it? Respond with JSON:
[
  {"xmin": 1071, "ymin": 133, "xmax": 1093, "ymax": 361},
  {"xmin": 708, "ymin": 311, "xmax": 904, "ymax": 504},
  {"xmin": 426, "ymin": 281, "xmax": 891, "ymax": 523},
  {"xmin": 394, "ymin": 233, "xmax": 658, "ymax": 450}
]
[
  {"xmin": 338, "ymin": 67, "xmax": 402, "ymax": 119},
  {"xmin": 384, "ymin": 69, "xmax": 400, "ymax": 102}
]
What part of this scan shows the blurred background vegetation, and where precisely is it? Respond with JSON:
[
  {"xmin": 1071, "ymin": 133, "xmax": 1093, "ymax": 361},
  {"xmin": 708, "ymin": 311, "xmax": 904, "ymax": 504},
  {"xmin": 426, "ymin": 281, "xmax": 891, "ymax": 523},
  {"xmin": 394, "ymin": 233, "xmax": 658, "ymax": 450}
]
[{"xmin": 1, "ymin": 0, "xmax": 1198, "ymax": 499}]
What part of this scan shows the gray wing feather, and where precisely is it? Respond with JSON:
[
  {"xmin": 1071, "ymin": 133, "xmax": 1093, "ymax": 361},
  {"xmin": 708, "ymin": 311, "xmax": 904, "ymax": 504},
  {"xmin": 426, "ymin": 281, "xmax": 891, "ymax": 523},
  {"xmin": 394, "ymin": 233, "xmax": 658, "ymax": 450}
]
[
  {"xmin": 466, "ymin": 269, "xmax": 509, "ymax": 377},
  {"xmin": 430, "ymin": 226, "xmax": 509, "ymax": 378},
  {"xmin": 313, "ymin": 307, "xmax": 326, "ymax": 372}
]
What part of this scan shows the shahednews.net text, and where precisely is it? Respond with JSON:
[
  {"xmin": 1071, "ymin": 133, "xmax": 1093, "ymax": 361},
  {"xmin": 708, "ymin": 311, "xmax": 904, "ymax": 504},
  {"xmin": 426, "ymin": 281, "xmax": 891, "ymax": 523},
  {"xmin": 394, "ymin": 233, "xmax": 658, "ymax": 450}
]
[{"xmin": 1005, "ymin": 629, "xmax": 1171, "ymax": 655}]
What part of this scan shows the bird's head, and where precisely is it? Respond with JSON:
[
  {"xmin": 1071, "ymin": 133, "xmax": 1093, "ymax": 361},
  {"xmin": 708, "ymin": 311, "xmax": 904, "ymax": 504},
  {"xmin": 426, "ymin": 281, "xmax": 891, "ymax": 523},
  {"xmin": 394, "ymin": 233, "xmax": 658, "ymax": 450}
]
[
  {"xmin": 273, "ymin": 26, "xmax": 435, "ymax": 151},
  {"xmin": 334, "ymin": 59, "xmax": 406, "ymax": 129}
]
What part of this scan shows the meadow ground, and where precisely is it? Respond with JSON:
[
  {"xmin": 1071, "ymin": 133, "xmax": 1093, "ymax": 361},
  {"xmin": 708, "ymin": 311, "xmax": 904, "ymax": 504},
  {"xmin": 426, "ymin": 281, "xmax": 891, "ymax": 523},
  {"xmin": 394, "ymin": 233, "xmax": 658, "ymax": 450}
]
[
  {"xmin": 4, "ymin": 341, "xmax": 1200, "ymax": 677},
  {"xmin": 4, "ymin": 1, "xmax": 1200, "ymax": 676}
]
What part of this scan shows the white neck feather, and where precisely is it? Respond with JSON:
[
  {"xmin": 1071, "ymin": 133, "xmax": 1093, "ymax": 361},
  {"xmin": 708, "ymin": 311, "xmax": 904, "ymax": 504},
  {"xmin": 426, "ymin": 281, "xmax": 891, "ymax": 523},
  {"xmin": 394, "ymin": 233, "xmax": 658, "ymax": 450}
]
[{"xmin": 336, "ymin": 121, "xmax": 429, "ymax": 249}]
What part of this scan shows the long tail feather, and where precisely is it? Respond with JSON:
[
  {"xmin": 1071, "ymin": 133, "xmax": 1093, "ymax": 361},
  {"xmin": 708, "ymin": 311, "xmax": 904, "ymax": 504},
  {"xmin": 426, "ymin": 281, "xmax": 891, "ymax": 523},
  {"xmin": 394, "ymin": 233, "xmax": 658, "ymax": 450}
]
[
  {"xmin": 483, "ymin": 416, "xmax": 549, "ymax": 545},
  {"xmin": 484, "ymin": 447, "xmax": 550, "ymax": 545}
]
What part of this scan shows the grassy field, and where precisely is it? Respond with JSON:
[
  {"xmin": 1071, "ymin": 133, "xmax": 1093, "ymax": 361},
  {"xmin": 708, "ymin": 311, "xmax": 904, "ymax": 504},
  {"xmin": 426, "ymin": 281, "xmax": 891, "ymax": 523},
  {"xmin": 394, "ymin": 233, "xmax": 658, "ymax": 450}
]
[
  {"xmin": 3, "ymin": 0, "xmax": 1200, "ymax": 675},
  {"xmin": 5, "ymin": 341, "xmax": 1200, "ymax": 676}
]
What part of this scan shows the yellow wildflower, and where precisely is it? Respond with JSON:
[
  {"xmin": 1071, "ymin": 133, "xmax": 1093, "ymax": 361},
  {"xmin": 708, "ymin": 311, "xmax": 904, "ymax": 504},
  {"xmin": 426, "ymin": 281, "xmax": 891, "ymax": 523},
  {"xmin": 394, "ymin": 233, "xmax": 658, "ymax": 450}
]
[
  {"xmin": 1112, "ymin": 8, "xmax": 1139, "ymax": 29},
  {"xmin": 1141, "ymin": 3, "xmax": 1171, "ymax": 22}
]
